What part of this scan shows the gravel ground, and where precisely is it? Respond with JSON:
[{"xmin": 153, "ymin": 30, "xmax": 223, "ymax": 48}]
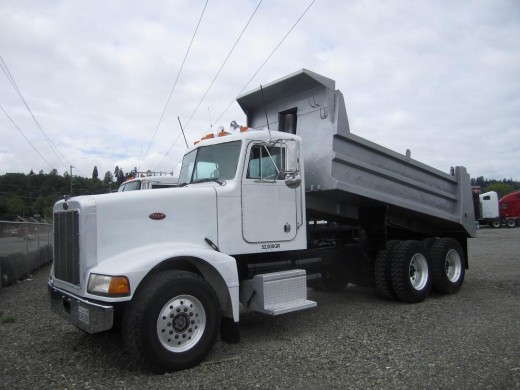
[{"xmin": 1, "ymin": 227, "xmax": 519, "ymax": 389}]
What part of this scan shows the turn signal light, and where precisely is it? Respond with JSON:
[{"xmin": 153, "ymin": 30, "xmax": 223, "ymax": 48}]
[{"xmin": 87, "ymin": 274, "xmax": 130, "ymax": 296}]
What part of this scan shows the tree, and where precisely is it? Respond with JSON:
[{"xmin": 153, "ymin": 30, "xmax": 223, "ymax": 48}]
[
  {"xmin": 484, "ymin": 183, "xmax": 514, "ymax": 199},
  {"xmin": 6, "ymin": 196, "xmax": 25, "ymax": 216},
  {"xmin": 114, "ymin": 166, "xmax": 125, "ymax": 185},
  {"xmin": 92, "ymin": 166, "xmax": 99, "ymax": 180},
  {"xmin": 103, "ymin": 171, "xmax": 114, "ymax": 184}
]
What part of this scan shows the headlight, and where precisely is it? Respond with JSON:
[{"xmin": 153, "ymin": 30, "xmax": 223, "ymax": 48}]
[{"xmin": 87, "ymin": 274, "xmax": 130, "ymax": 297}]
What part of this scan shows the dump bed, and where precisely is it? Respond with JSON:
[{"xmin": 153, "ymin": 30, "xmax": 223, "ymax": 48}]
[{"xmin": 237, "ymin": 69, "xmax": 475, "ymax": 238}]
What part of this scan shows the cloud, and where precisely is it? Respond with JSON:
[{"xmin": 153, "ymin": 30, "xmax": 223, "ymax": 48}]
[{"xmin": 0, "ymin": 0, "xmax": 519, "ymax": 180}]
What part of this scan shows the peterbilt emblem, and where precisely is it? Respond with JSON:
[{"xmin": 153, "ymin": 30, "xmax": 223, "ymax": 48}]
[{"xmin": 149, "ymin": 212, "xmax": 166, "ymax": 220}]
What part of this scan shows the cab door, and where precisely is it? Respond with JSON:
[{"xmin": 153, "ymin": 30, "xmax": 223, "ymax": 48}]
[{"xmin": 241, "ymin": 141, "xmax": 298, "ymax": 243}]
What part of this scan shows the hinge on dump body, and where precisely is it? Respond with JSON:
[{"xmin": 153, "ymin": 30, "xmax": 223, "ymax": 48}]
[{"xmin": 239, "ymin": 269, "xmax": 316, "ymax": 316}]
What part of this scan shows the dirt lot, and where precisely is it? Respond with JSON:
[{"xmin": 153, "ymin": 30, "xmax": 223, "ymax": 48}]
[{"xmin": 1, "ymin": 227, "xmax": 519, "ymax": 389}]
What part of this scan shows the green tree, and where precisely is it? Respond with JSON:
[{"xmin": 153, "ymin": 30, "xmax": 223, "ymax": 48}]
[
  {"xmin": 103, "ymin": 171, "xmax": 114, "ymax": 184},
  {"xmin": 92, "ymin": 166, "xmax": 99, "ymax": 180},
  {"xmin": 6, "ymin": 196, "xmax": 25, "ymax": 216},
  {"xmin": 484, "ymin": 183, "xmax": 514, "ymax": 199}
]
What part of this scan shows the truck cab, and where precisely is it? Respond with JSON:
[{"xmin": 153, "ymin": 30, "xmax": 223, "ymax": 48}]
[{"xmin": 118, "ymin": 175, "xmax": 179, "ymax": 191}]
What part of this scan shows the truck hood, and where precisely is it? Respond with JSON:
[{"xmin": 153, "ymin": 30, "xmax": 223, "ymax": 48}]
[{"xmin": 56, "ymin": 187, "xmax": 219, "ymax": 268}]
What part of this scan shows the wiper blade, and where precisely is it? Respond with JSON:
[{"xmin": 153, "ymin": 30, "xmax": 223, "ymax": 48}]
[{"xmin": 191, "ymin": 178, "xmax": 226, "ymax": 186}]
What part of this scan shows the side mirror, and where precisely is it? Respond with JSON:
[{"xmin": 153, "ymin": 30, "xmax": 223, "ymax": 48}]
[
  {"xmin": 285, "ymin": 140, "xmax": 299, "ymax": 172},
  {"xmin": 284, "ymin": 140, "xmax": 301, "ymax": 189},
  {"xmin": 284, "ymin": 172, "xmax": 301, "ymax": 189}
]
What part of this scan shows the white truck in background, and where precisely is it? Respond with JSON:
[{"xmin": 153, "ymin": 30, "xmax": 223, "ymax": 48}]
[
  {"xmin": 48, "ymin": 69, "xmax": 475, "ymax": 372},
  {"xmin": 477, "ymin": 191, "xmax": 501, "ymax": 228},
  {"xmin": 118, "ymin": 174, "xmax": 179, "ymax": 192},
  {"xmin": 476, "ymin": 190, "xmax": 520, "ymax": 228}
]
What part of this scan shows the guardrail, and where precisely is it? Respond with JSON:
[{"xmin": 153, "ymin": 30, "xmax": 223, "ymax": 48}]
[{"xmin": 0, "ymin": 221, "xmax": 53, "ymax": 289}]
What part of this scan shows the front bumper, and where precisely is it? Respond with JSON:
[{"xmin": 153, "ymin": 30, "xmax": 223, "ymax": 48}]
[{"xmin": 48, "ymin": 282, "xmax": 114, "ymax": 333}]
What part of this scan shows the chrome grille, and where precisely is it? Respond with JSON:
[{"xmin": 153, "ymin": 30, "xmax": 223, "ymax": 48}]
[{"xmin": 53, "ymin": 210, "xmax": 80, "ymax": 286}]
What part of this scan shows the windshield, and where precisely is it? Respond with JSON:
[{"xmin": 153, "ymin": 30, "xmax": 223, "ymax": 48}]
[
  {"xmin": 118, "ymin": 180, "xmax": 141, "ymax": 192},
  {"xmin": 179, "ymin": 141, "xmax": 241, "ymax": 184}
]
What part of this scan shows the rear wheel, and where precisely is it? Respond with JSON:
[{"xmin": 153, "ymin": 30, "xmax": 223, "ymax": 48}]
[
  {"xmin": 374, "ymin": 240, "xmax": 399, "ymax": 300},
  {"xmin": 430, "ymin": 238, "xmax": 465, "ymax": 294},
  {"xmin": 490, "ymin": 219, "xmax": 501, "ymax": 228},
  {"xmin": 390, "ymin": 240, "xmax": 432, "ymax": 303},
  {"xmin": 122, "ymin": 270, "xmax": 220, "ymax": 372}
]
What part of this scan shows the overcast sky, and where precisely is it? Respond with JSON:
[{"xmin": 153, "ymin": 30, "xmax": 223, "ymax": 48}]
[{"xmin": 1, "ymin": 0, "xmax": 519, "ymax": 181}]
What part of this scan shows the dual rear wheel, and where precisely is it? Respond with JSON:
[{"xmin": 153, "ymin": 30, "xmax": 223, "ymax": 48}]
[{"xmin": 374, "ymin": 238, "xmax": 465, "ymax": 302}]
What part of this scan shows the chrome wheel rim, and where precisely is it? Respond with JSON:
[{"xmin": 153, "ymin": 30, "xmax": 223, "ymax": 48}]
[
  {"xmin": 157, "ymin": 294, "xmax": 206, "ymax": 352},
  {"xmin": 445, "ymin": 249, "xmax": 462, "ymax": 282},
  {"xmin": 409, "ymin": 253, "xmax": 428, "ymax": 290}
]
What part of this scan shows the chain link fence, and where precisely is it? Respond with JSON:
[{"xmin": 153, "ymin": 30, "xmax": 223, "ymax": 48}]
[{"xmin": 0, "ymin": 221, "xmax": 53, "ymax": 289}]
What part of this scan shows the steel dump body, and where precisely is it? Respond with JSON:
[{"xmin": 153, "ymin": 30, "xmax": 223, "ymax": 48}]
[{"xmin": 237, "ymin": 69, "xmax": 475, "ymax": 238}]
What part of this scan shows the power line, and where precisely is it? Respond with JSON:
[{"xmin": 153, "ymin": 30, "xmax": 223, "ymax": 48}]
[
  {"xmin": 0, "ymin": 55, "xmax": 71, "ymax": 172},
  {"xmin": 181, "ymin": 0, "xmax": 263, "ymax": 131},
  {"xmin": 0, "ymin": 104, "xmax": 55, "ymax": 170},
  {"xmin": 154, "ymin": 0, "xmax": 264, "ymax": 171},
  {"xmin": 139, "ymin": 0, "xmax": 209, "ymax": 170},
  {"xmin": 214, "ymin": 0, "xmax": 317, "ymax": 126}
]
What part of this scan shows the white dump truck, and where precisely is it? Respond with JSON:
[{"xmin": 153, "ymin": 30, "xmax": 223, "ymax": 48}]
[{"xmin": 49, "ymin": 69, "xmax": 476, "ymax": 372}]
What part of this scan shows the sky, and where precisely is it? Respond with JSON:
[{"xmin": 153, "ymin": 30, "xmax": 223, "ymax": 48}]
[{"xmin": 1, "ymin": 0, "xmax": 519, "ymax": 181}]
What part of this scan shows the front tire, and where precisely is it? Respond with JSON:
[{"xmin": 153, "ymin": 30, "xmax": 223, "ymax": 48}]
[
  {"xmin": 390, "ymin": 240, "xmax": 432, "ymax": 303},
  {"xmin": 122, "ymin": 270, "xmax": 220, "ymax": 372},
  {"xmin": 506, "ymin": 219, "xmax": 516, "ymax": 228},
  {"xmin": 430, "ymin": 238, "xmax": 465, "ymax": 294}
]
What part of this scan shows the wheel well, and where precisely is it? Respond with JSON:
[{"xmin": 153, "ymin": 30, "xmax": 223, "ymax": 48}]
[{"xmin": 138, "ymin": 256, "xmax": 234, "ymax": 318}]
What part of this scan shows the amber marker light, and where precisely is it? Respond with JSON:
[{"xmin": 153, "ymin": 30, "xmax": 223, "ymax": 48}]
[{"xmin": 108, "ymin": 276, "xmax": 130, "ymax": 295}]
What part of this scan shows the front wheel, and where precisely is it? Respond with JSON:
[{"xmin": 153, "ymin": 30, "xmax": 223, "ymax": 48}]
[
  {"xmin": 390, "ymin": 240, "xmax": 432, "ymax": 303},
  {"xmin": 506, "ymin": 219, "xmax": 516, "ymax": 228},
  {"xmin": 122, "ymin": 270, "xmax": 220, "ymax": 372},
  {"xmin": 430, "ymin": 238, "xmax": 465, "ymax": 294}
]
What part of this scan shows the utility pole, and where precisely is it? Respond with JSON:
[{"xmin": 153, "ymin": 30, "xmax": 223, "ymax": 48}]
[{"xmin": 70, "ymin": 165, "xmax": 74, "ymax": 195}]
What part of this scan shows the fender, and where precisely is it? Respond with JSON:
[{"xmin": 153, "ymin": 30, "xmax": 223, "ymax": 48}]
[{"xmin": 85, "ymin": 243, "xmax": 240, "ymax": 321}]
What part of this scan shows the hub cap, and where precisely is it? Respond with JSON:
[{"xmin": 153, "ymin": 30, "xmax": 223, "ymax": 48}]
[
  {"xmin": 409, "ymin": 253, "xmax": 428, "ymax": 290},
  {"xmin": 157, "ymin": 295, "xmax": 206, "ymax": 352},
  {"xmin": 445, "ymin": 249, "xmax": 462, "ymax": 282}
]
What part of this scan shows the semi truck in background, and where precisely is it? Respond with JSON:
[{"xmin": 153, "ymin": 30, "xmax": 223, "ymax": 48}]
[
  {"xmin": 118, "ymin": 174, "xmax": 179, "ymax": 192},
  {"xmin": 48, "ymin": 69, "xmax": 476, "ymax": 372},
  {"xmin": 477, "ymin": 191, "xmax": 501, "ymax": 228},
  {"xmin": 476, "ymin": 190, "xmax": 520, "ymax": 228},
  {"xmin": 499, "ymin": 190, "xmax": 520, "ymax": 227}
]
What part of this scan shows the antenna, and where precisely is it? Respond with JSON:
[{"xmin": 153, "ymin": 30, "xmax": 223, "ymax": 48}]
[
  {"xmin": 177, "ymin": 116, "xmax": 189, "ymax": 148},
  {"xmin": 208, "ymin": 107, "xmax": 213, "ymax": 131},
  {"xmin": 260, "ymin": 85, "xmax": 270, "ymax": 130}
]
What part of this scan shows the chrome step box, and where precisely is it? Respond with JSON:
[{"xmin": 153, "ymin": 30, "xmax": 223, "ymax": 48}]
[{"xmin": 240, "ymin": 269, "xmax": 317, "ymax": 315}]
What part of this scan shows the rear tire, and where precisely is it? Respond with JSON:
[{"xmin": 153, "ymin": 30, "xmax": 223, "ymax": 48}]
[
  {"xmin": 122, "ymin": 270, "xmax": 220, "ymax": 372},
  {"xmin": 430, "ymin": 238, "xmax": 465, "ymax": 294},
  {"xmin": 490, "ymin": 219, "xmax": 501, "ymax": 228},
  {"xmin": 390, "ymin": 240, "xmax": 432, "ymax": 303},
  {"xmin": 374, "ymin": 240, "xmax": 399, "ymax": 300}
]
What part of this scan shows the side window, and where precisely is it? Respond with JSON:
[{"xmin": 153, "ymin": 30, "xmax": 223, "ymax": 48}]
[
  {"xmin": 483, "ymin": 196, "xmax": 490, "ymax": 200},
  {"xmin": 247, "ymin": 145, "xmax": 285, "ymax": 180}
]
